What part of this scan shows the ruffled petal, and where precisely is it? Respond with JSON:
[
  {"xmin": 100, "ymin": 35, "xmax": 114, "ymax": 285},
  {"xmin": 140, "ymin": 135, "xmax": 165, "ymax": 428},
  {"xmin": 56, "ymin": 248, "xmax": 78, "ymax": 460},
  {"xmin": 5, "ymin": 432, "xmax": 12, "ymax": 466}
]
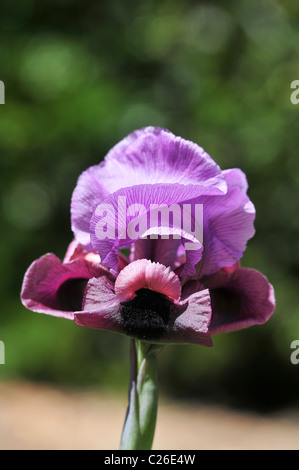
[
  {"xmin": 21, "ymin": 253, "xmax": 107, "ymax": 319},
  {"xmin": 99, "ymin": 127, "xmax": 226, "ymax": 190},
  {"xmin": 75, "ymin": 275, "xmax": 212, "ymax": 347},
  {"xmin": 114, "ymin": 259, "xmax": 181, "ymax": 303},
  {"xmin": 222, "ymin": 168, "xmax": 248, "ymax": 192},
  {"xmin": 71, "ymin": 167, "xmax": 109, "ymax": 248},
  {"xmin": 165, "ymin": 288, "xmax": 213, "ymax": 346},
  {"xmin": 74, "ymin": 276, "xmax": 123, "ymax": 332},
  {"xmin": 71, "ymin": 127, "xmax": 227, "ymax": 247},
  {"xmin": 201, "ymin": 267, "xmax": 275, "ymax": 334}
]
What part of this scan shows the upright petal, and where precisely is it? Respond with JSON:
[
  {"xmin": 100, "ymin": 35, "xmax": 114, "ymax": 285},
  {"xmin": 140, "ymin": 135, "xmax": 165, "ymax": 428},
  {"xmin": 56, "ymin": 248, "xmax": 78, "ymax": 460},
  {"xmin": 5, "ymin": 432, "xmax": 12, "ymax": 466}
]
[
  {"xmin": 90, "ymin": 183, "xmax": 212, "ymax": 274},
  {"xmin": 97, "ymin": 127, "xmax": 226, "ymax": 190},
  {"xmin": 130, "ymin": 227, "xmax": 202, "ymax": 277},
  {"xmin": 71, "ymin": 127, "xmax": 227, "ymax": 247},
  {"xmin": 199, "ymin": 168, "xmax": 256, "ymax": 276},
  {"xmin": 130, "ymin": 238, "xmax": 182, "ymax": 271},
  {"xmin": 222, "ymin": 168, "xmax": 248, "ymax": 192}
]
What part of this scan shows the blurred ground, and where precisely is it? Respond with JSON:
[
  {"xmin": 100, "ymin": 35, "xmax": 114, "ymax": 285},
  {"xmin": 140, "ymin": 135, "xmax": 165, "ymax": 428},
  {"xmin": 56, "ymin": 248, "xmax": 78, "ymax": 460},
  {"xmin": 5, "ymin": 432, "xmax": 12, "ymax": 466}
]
[{"xmin": 0, "ymin": 380, "xmax": 298, "ymax": 450}]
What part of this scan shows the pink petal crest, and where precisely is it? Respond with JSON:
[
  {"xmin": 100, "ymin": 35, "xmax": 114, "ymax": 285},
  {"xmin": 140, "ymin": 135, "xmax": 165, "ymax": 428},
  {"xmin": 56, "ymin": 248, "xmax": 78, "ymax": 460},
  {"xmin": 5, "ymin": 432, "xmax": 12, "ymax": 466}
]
[{"xmin": 114, "ymin": 259, "xmax": 181, "ymax": 303}]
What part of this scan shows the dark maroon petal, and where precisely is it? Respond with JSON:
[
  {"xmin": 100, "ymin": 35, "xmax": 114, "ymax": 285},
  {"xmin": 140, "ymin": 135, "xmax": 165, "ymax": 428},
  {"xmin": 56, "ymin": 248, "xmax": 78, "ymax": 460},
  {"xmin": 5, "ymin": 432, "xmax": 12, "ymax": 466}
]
[
  {"xmin": 202, "ymin": 267, "xmax": 275, "ymax": 334},
  {"xmin": 76, "ymin": 275, "xmax": 212, "ymax": 346},
  {"xmin": 21, "ymin": 253, "xmax": 107, "ymax": 319},
  {"xmin": 74, "ymin": 277, "xmax": 123, "ymax": 333},
  {"xmin": 181, "ymin": 279, "xmax": 206, "ymax": 300},
  {"xmin": 164, "ymin": 289, "xmax": 213, "ymax": 346}
]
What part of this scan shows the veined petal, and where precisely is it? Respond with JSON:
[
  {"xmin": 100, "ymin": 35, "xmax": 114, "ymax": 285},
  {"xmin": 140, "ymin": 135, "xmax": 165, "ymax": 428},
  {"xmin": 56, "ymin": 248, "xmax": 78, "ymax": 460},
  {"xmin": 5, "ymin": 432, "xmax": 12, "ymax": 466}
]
[
  {"xmin": 130, "ymin": 225, "xmax": 203, "ymax": 277},
  {"xmin": 199, "ymin": 168, "xmax": 256, "ymax": 276},
  {"xmin": 130, "ymin": 238, "xmax": 182, "ymax": 271},
  {"xmin": 90, "ymin": 183, "xmax": 210, "ymax": 274},
  {"xmin": 21, "ymin": 253, "xmax": 107, "ymax": 319},
  {"xmin": 71, "ymin": 127, "xmax": 227, "ymax": 247},
  {"xmin": 99, "ymin": 127, "xmax": 226, "ymax": 190}
]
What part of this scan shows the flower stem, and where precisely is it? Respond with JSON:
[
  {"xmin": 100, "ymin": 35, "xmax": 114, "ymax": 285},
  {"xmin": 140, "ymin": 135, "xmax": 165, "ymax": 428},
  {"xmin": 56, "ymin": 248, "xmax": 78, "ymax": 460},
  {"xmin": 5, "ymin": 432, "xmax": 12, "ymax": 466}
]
[{"xmin": 120, "ymin": 339, "xmax": 162, "ymax": 450}]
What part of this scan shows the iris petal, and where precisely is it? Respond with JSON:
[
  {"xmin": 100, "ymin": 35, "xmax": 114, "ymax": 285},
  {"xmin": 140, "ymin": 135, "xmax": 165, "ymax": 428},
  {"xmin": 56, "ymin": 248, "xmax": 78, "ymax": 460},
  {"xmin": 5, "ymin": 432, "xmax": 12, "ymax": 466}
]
[
  {"xmin": 21, "ymin": 252, "xmax": 106, "ymax": 319},
  {"xmin": 115, "ymin": 259, "xmax": 182, "ymax": 303},
  {"xmin": 71, "ymin": 127, "xmax": 227, "ymax": 248},
  {"xmin": 90, "ymin": 183, "xmax": 215, "ymax": 274},
  {"xmin": 199, "ymin": 168, "xmax": 256, "ymax": 276},
  {"xmin": 74, "ymin": 276, "xmax": 123, "ymax": 332},
  {"xmin": 202, "ymin": 267, "xmax": 275, "ymax": 334}
]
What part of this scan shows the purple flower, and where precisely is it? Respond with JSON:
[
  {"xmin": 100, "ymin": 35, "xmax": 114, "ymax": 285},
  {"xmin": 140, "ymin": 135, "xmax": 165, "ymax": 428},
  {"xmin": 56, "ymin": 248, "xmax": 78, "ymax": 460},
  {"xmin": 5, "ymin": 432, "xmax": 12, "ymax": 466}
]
[{"xmin": 21, "ymin": 127, "xmax": 275, "ymax": 346}]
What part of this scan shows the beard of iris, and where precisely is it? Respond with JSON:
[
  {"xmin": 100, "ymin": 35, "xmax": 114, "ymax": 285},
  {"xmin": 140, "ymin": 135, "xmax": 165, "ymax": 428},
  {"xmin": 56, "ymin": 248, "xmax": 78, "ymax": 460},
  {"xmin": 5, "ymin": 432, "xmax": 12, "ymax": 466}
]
[{"xmin": 121, "ymin": 289, "xmax": 171, "ymax": 341}]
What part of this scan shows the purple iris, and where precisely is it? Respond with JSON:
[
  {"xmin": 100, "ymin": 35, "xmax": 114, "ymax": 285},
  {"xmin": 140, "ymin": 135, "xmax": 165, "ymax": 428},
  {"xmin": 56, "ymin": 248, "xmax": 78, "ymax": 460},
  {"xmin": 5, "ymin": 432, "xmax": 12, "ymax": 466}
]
[{"xmin": 21, "ymin": 127, "xmax": 275, "ymax": 346}]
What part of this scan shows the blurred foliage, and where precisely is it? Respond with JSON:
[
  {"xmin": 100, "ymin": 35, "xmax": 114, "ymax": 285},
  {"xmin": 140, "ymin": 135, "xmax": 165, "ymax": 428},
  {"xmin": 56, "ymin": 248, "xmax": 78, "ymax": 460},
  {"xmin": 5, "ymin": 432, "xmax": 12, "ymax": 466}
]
[{"xmin": 0, "ymin": 0, "xmax": 299, "ymax": 412}]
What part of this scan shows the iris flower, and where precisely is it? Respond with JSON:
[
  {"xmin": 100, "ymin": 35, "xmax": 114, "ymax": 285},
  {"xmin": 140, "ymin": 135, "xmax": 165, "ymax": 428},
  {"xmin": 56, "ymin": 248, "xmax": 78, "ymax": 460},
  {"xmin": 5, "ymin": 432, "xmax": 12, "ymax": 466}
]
[{"xmin": 21, "ymin": 127, "xmax": 275, "ymax": 449}]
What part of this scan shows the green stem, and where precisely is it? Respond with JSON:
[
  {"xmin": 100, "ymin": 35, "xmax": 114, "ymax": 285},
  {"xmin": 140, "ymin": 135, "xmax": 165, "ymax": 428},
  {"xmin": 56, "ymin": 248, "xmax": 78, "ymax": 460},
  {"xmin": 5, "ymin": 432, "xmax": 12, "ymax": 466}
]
[{"xmin": 120, "ymin": 340, "xmax": 162, "ymax": 450}]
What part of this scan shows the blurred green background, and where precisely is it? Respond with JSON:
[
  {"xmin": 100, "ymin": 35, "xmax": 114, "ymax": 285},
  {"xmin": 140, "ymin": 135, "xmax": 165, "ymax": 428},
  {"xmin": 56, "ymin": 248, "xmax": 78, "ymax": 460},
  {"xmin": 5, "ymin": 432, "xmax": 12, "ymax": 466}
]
[{"xmin": 0, "ymin": 0, "xmax": 299, "ymax": 413}]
